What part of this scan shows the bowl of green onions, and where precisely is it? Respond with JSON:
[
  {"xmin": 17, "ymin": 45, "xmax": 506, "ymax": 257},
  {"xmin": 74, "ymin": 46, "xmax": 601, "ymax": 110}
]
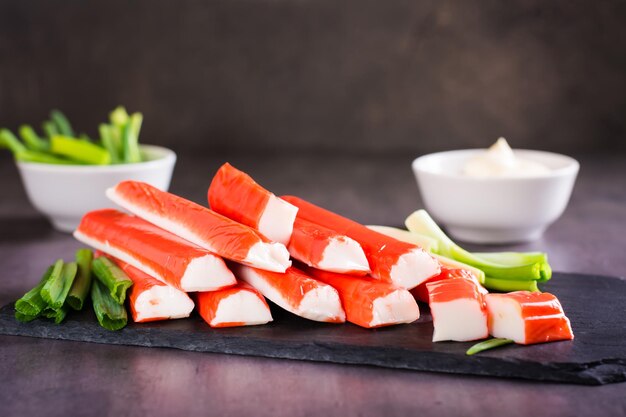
[{"xmin": 1, "ymin": 107, "xmax": 176, "ymax": 232}]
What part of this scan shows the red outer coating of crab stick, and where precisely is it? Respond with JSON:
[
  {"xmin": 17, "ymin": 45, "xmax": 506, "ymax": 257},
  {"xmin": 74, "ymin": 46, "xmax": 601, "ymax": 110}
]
[
  {"xmin": 305, "ymin": 268, "xmax": 420, "ymax": 328},
  {"xmin": 74, "ymin": 209, "xmax": 236, "ymax": 292},
  {"xmin": 288, "ymin": 217, "xmax": 370, "ymax": 275},
  {"xmin": 281, "ymin": 196, "xmax": 440, "ymax": 289},
  {"xmin": 196, "ymin": 281, "xmax": 273, "ymax": 328},
  {"xmin": 485, "ymin": 291, "xmax": 574, "ymax": 345},
  {"xmin": 426, "ymin": 277, "xmax": 488, "ymax": 342},
  {"xmin": 106, "ymin": 181, "xmax": 291, "ymax": 272},
  {"xmin": 208, "ymin": 163, "xmax": 298, "ymax": 245},
  {"xmin": 411, "ymin": 267, "xmax": 486, "ymax": 303},
  {"xmin": 234, "ymin": 265, "xmax": 346, "ymax": 323},
  {"xmin": 110, "ymin": 258, "xmax": 195, "ymax": 323}
]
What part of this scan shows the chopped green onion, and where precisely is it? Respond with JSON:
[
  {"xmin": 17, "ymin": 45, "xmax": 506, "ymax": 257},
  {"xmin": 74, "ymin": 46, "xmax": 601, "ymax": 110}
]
[
  {"xmin": 18, "ymin": 125, "xmax": 49, "ymax": 152},
  {"xmin": 92, "ymin": 256, "xmax": 133, "ymax": 304},
  {"xmin": 483, "ymin": 276, "xmax": 540, "ymax": 292},
  {"xmin": 121, "ymin": 113, "xmax": 142, "ymax": 163},
  {"xmin": 50, "ymin": 135, "xmax": 111, "ymax": 165},
  {"xmin": 15, "ymin": 312, "xmax": 38, "ymax": 323},
  {"xmin": 0, "ymin": 128, "xmax": 27, "ymax": 154},
  {"xmin": 67, "ymin": 249, "xmax": 93, "ymax": 310},
  {"xmin": 466, "ymin": 338, "xmax": 514, "ymax": 355},
  {"xmin": 109, "ymin": 106, "xmax": 129, "ymax": 127},
  {"xmin": 50, "ymin": 110, "xmax": 74, "ymax": 137},
  {"xmin": 91, "ymin": 279, "xmax": 128, "ymax": 331},
  {"xmin": 40, "ymin": 260, "xmax": 77, "ymax": 309},
  {"xmin": 98, "ymin": 124, "xmax": 121, "ymax": 163},
  {"xmin": 15, "ymin": 150, "xmax": 81, "ymax": 164},
  {"xmin": 42, "ymin": 305, "xmax": 69, "ymax": 324},
  {"xmin": 15, "ymin": 266, "xmax": 53, "ymax": 319},
  {"xmin": 42, "ymin": 120, "xmax": 59, "ymax": 138}
]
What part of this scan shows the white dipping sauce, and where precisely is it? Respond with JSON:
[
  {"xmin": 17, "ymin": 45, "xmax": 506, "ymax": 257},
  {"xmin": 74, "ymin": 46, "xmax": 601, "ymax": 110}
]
[{"xmin": 463, "ymin": 138, "xmax": 551, "ymax": 178}]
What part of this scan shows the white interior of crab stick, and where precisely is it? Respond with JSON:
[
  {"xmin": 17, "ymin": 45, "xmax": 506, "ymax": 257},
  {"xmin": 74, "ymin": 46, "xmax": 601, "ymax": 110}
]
[
  {"xmin": 257, "ymin": 194, "xmax": 298, "ymax": 245},
  {"xmin": 484, "ymin": 296, "xmax": 526, "ymax": 343},
  {"xmin": 237, "ymin": 266, "xmax": 345, "ymax": 323},
  {"xmin": 390, "ymin": 248, "xmax": 441, "ymax": 289},
  {"xmin": 317, "ymin": 236, "xmax": 370, "ymax": 274},
  {"xmin": 211, "ymin": 291, "xmax": 273, "ymax": 326},
  {"xmin": 370, "ymin": 289, "xmax": 420, "ymax": 327},
  {"xmin": 430, "ymin": 299, "xmax": 489, "ymax": 342},
  {"xmin": 73, "ymin": 230, "xmax": 235, "ymax": 292},
  {"xmin": 106, "ymin": 187, "xmax": 291, "ymax": 272},
  {"xmin": 134, "ymin": 285, "xmax": 195, "ymax": 322}
]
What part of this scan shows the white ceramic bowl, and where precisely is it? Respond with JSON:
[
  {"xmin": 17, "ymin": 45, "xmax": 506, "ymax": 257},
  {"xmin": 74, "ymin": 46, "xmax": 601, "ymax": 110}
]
[
  {"xmin": 412, "ymin": 149, "xmax": 579, "ymax": 244},
  {"xmin": 16, "ymin": 145, "xmax": 176, "ymax": 233}
]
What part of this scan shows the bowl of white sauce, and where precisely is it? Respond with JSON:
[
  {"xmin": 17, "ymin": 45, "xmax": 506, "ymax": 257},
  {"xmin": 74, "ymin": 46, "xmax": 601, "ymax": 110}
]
[{"xmin": 412, "ymin": 138, "xmax": 579, "ymax": 244}]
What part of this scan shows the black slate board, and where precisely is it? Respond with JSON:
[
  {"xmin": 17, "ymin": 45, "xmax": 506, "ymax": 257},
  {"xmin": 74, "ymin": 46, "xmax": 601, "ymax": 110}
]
[{"xmin": 1, "ymin": 272, "xmax": 625, "ymax": 385}]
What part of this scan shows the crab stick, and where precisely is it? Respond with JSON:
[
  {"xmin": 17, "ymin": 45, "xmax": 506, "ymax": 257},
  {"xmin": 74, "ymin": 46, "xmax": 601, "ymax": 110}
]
[
  {"xmin": 196, "ymin": 282, "xmax": 273, "ymax": 328},
  {"xmin": 234, "ymin": 265, "xmax": 345, "ymax": 323},
  {"xmin": 485, "ymin": 292, "xmax": 574, "ymax": 345},
  {"xmin": 411, "ymin": 267, "xmax": 486, "ymax": 304},
  {"xmin": 208, "ymin": 163, "xmax": 298, "ymax": 245},
  {"xmin": 113, "ymin": 259, "xmax": 195, "ymax": 323},
  {"xmin": 74, "ymin": 209, "xmax": 236, "ymax": 292},
  {"xmin": 288, "ymin": 218, "xmax": 370, "ymax": 275},
  {"xmin": 305, "ymin": 268, "xmax": 420, "ymax": 328},
  {"xmin": 427, "ymin": 278, "xmax": 488, "ymax": 342},
  {"xmin": 107, "ymin": 181, "xmax": 291, "ymax": 272},
  {"xmin": 281, "ymin": 196, "xmax": 440, "ymax": 289}
]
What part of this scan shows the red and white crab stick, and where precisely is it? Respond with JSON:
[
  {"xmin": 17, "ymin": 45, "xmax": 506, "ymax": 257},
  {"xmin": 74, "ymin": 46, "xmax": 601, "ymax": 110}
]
[
  {"xmin": 281, "ymin": 196, "xmax": 440, "ymax": 289},
  {"xmin": 288, "ymin": 218, "xmax": 370, "ymax": 275},
  {"xmin": 411, "ymin": 267, "xmax": 486, "ymax": 304},
  {"xmin": 208, "ymin": 163, "xmax": 298, "ymax": 245},
  {"xmin": 234, "ymin": 265, "xmax": 346, "ymax": 323},
  {"xmin": 112, "ymin": 258, "xmax": 195, "ymax": 323},
  {"xmin": 74, "ymin": 209, "xmax": 236, "ymax": 292},
  {"xmin": 427, "ymin": 278, "xmax": 488, "ymax": 342},
  {"xmin": 196, "ymin": 282, "xmax": 273, "ymax": 328},
  {"xmin": 485, "ymin": 292, "xmax": 574, "ymax": 345},
  {"xmin": 305, "ymin": 268, "xmax": 420, "ymax": 328},
  {"xmin": 107, "ymin": 181, "xmax": 291, "ymax": 273}
]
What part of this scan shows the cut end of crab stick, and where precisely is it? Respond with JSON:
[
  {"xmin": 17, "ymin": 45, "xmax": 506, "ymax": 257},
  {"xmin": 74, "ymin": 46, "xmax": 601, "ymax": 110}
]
[
  {"xmin": 208, "ymin": 163, "xmax": 298, "ymax": 245},
  {"xmin": 235, "ymin": 264, "xmax": 346, "ymax": 323},
  {"xmin": 390, "ymin": 247, "xmax": 442, "ymax": 289},
  {"xmin": 427, "ymin": 278, "xmax": 488, "ymax": 342},
  {"xmin": 281, "ymin": 195, "xmax": 440, "ymax": 289},
  {"xmin": 73, "ymin": 209, "xmax": 237, "ymax": 292},
  {"xmin": 317, "ymin": 236, "xmax": 370, "ymax": 274},
  {"xmin": 288, "ymin": 217, "xmax": 370, "ymax": 275},
  {"xmin": 196, "ymin": 283, "xmax": 273, "ymax": 328},
  {"xmin": 485, "ymin": 292, "xmax": 574, "ymax": 345},
  {"xmin": 306, "ymin": 268, "xmax": 419, "ymax": 328},
  {"xmin": 114, "ymin": 260, "xmax": 195, "ymax": 323},
  {"xmin": 107, "ymin": 181, "xmax": 291, "ymax": 272}
]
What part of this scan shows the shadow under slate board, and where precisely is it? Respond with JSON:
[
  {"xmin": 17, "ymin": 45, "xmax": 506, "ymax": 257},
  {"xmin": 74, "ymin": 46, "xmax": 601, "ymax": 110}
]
[{"xmin": 1, "ymin": 272, "xmax": 625, "ymax": 385}]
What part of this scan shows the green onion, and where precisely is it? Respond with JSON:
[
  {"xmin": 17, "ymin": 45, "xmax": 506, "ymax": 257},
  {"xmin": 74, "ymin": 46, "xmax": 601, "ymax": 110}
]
[
  {"xmin": 14, "ymin": 266, "xmax": 53, "ymax": 320},
  {"xmin": 50, "ymin": 135, "xmax": 111, "ymax": 165},
  {"xmin": 42, "ymin": 305, "xmax": 69, "ymax": 324},
  {"xmin": 431, "ymin": 253, "xmax": 486, "ymax": 284},
  {"xmin": 42, "ymin": 120, "xmax": 59, "ymax": 138},
  {"xmin": 15, "ymin": 312, "xmax": 38, "ymax": 322},
  {"xmin": 91, "ymin": 279, "xmax": 128, "ymax": 331},
  {"xmin": 110, "ymin": 106, "xmax": 129, "ymax": 127},
  {"xmin": 18, "ymin": 125, "xmax": 49, "ymax": 152},
  {"xmin": 15, "ymin": 150, "xmax": 80, "ymax": 164},
  {"xmin": 483, "ymin": 277, "xmax": 539, "ymax": 292},
  {"xmin": 66, "ymin": 249, "xmax": 93, "ymax": 310},
  {"xmin": 406, "ymin": 210, "xmax": 551, "ymax": 282},
  {"xmin": 50, "ymin": 110, "xmax": 75, "ymax": 137},
  {"xmin": 92, "ymin": 256, "xmax": 133, "ymax": 304},
  {"xmin": 121, "ymin": 113, "xmax": 142, "ymax": 163},
  {"xmin": 0, "ymin": 128, "xmax": 27, "ymax": 154},
  {"xmin": 466, "ymin": 338, "xmax": 514, "ymax": 355},
  {"xmin": 98, "ymin": 124, "xmax": 121, "ymax": 163},
  {"xmin": 40, "ymin": 260, "xmax": 77, "ymax": 309}
]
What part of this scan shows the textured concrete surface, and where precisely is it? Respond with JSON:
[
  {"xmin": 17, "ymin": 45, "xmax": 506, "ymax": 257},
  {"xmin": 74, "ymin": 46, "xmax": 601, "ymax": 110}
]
[{"xmin": 0, "ymin": 153, "xmax": 625, "ymax": 416}]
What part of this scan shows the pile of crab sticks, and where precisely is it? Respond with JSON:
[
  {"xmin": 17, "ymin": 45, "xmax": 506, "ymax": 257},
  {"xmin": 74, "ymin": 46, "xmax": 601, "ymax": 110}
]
[{"xmin": 22, "ymin": 162, "xmax": 575, "ymax": 354}]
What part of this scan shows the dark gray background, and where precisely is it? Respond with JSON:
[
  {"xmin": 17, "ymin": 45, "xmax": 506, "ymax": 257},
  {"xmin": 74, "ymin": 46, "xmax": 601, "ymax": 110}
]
[{"xmin": 1, "ymin": 0, "xmax": 625, "ymax": 156}]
